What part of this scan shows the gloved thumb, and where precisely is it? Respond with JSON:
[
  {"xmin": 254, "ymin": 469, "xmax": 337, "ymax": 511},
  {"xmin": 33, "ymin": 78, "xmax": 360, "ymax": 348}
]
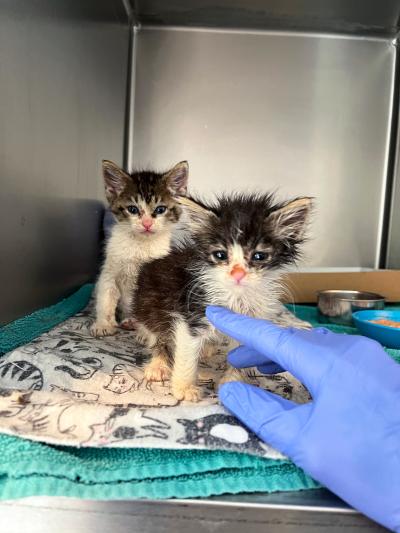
[{"xmin": 219, "ymin": 382, "xmax": 312, "ymax": 455}]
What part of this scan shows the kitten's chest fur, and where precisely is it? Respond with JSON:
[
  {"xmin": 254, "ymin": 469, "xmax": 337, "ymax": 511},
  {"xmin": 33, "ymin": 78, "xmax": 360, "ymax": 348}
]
[
  {"xmin": 192, "ymin": 263, "xmax": 283, "ymax": 320},
  {"xmin": 202, "ymin": 289, "xmax": 282, "ymax": 344},
  {"xmin": 105, "ymin": 225, "xmax": 171, "ymax": 290}
]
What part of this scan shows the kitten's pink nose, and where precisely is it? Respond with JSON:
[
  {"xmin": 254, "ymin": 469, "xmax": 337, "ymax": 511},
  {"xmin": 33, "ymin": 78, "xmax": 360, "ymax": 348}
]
[
  {"xmin": 230, "ymin": 265, "xmax": 247, "ymax": 283},
  {"xmin": 142, "ymin": 217, "xmax": 153, "ymax": 231}
]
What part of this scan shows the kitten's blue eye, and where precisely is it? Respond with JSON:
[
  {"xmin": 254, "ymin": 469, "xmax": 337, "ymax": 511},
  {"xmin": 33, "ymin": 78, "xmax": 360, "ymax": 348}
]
[
  {"xmin": 252, "ymin": 251, "xmax": 268, "ymax": 261},
  {"xmin": 212, "ymin": 250, "xmax": 228, "ymax": 261},
  {"xmin": 127, "ymin": 205, "xmax": 139, "ymax": 215},
  {"xmin": 154, "ymin": 205, "xmax": 167, "ymax": 215}
]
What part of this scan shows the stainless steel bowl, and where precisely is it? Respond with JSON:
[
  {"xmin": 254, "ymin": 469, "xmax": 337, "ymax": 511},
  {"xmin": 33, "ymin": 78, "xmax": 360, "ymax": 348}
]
[{"xmin": 317, "ymin": 290, "xmax": 385, "ymax": 326}]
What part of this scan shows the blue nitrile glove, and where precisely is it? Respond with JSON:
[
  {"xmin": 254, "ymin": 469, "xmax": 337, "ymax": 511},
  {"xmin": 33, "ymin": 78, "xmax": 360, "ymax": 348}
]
[{"xmin": 206, "ymin": 306, "xmax": 400, "ymax": 532}]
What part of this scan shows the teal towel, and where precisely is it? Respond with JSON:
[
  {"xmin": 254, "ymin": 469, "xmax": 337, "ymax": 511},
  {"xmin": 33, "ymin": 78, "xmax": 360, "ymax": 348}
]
[
  {"xmin": 0, "ymin": 286, "xmax": 398, "ymax": 500},
  {"xmin": 0, "ymin": 438, "xmax": 318, "ymax": 500},
  {"xmin": 0, "ymin": 285, "xmax": 93, "ymax": 356}
]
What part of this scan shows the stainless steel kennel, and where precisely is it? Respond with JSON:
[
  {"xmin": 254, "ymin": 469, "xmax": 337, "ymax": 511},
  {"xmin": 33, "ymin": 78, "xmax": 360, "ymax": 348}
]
[{"xmin": 1, "ymin": 1, "xmax": 399, "ymax": 530}]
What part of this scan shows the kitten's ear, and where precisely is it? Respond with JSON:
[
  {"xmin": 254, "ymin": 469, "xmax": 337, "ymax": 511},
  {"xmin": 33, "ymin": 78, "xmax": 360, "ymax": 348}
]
[
  {"xmin": 268, "ymin": 197, "xmax": 313, "ymax": 241},
  {"xmin": 102, "ymin": 160, "xmax": 130, "ymax": 201},
  {"xmin": 178, "ymin": 197, "xmax": 217, "ymax": 232},
  {"xmin": 163, "ymin": 161, "xmax": 189, "ymax": 196}
]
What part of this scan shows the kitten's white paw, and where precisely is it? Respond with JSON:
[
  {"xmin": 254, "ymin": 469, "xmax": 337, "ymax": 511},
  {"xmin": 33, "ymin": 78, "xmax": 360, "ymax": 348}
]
[
  {"xmin": 219, "ymin": 367, "xmax": 249, "ymax": 385},
  {"xmin": 282, "ymin": 318, "xmax": 312, "ymax": 330},
  {"xmin": 273, "ymin": 309, "xmax": 312, "ymax": 330},
  {"xmin": 144, "ymin": 358, "xmax": 172, "ymax": 382},
  {"xmin": 89, "ymin": 321, "xmax": 117, "ymax": 337},
  {"xmin": 298, "ymin": 320, "xmax": 313, "ymax": 330},
  {"xmin": 172, "ymin": 383, "xmax": 202, "ymax": 402},
  {"xmin": 119, "ymin": 317, "xmax": 139, "ymax": 330}
]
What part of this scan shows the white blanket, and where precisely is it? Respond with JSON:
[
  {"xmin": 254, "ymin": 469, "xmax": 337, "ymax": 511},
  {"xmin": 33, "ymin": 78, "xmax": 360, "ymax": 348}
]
[{"xmin": 0, "ymin": 303, "xmax": 309, "ymax": 457}]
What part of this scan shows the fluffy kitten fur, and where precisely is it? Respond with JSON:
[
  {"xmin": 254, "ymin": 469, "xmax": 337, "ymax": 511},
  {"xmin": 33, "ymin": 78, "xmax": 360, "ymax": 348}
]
[
  {"xmin": 90, "ymin": 159, "xmax": 188, "ymax": 337},
  {"xmin": 133, "ymin": 193, "xmax": 313, "ymax": 401}
]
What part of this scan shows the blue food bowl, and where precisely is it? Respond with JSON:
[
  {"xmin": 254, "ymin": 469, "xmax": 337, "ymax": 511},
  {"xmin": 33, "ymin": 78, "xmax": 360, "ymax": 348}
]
[{"xmin": 352, "ymin": 310, "xmax": 400, "ymax": 349}]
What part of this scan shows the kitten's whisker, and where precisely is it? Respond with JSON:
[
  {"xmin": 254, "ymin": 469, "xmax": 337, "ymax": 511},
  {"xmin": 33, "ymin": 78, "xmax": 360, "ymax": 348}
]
[{"xmin": 280, "ymin": 277, "xmax": 298, "ymax": 308}]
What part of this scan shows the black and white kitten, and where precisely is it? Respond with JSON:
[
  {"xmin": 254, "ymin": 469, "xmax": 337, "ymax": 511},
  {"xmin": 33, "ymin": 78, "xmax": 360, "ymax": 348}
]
[
  {"xmin": 90, "ymin": 160, "xmax": 188, "ymax": 337},
  {"xmin": 133, "ymin": 193, "xmax": 312, "ymax": 401}
]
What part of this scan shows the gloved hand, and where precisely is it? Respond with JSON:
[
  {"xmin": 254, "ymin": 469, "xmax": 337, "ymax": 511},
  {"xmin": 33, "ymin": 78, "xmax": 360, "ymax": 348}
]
[{"xmin": 206, "ymin": 306, "xmax": 400, "ymax": 532}]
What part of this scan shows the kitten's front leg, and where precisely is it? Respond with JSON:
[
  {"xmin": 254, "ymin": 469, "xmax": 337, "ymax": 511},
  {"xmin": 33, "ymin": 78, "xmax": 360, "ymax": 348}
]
[
  {"xmin": 90, "ymin": 270, "xmax": 120, "ymax": 337},
  {"xmin": 119, "ymin": 291, "xmax": 139, "ymax": 330},
  {"xmin": 273, "ymin": 304, "xmax": 312, "ymax": 330},
  {"xmin": 171, "ymin": 321, "xmax": 203, "ymax": 402},
  {"xmin": 143, "ymin": 338, "xmax": 172, "ymax": 382},
  {"xmin": 119, "ymin": 291, "xmax": 133, "ymax": 319},
  {"xmin": 219, "ymin": 337, "xmax": 250, "ymax": 386}
]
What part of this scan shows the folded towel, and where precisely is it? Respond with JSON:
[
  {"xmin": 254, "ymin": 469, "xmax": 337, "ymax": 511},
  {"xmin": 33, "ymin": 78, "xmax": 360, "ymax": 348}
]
[
  {"xmin": 0, "ymin": 286, "xmax": 398, "ymax": 500},
  {"xmin": 0, "ymin": 436, "xmax": 318, "ymax": 499}
]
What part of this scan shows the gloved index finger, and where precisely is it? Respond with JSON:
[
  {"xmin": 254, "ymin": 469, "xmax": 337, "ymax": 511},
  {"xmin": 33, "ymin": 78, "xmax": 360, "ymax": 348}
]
[{"xmin": 206, "ymin": 306, "xmax": 331, "ymax": 393}]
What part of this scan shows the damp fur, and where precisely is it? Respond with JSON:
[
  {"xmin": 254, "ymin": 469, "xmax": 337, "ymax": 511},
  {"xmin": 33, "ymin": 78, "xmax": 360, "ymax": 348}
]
[{"xmin": 133, "ymin": 192, "xmax": 313, "ymax": 401}]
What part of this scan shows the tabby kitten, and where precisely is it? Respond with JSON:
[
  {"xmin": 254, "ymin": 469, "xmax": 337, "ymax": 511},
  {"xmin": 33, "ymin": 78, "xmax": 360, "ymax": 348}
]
[
  {"xmin": 133, "ymin": 193, "xmax": 312, "ymax": 401},
  {"xmin": 90, "ymin": 160, "xmax": 188, "ymax": 337}
]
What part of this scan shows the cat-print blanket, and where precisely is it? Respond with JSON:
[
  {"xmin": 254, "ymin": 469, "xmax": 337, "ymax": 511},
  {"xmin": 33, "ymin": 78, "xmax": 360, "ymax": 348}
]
[{"xmin": 0, "ymin": 303, "xmax": 310, "ymax": 458}]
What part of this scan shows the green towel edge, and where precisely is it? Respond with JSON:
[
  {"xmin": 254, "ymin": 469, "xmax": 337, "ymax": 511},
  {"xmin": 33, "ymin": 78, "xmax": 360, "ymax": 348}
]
[
  {"xmin": 0, "ymin": 462, "xmax": 319, "ymax": 500},
  {"xmin": 0, "ymin": 284, "xmax": 93, "ymax": 355}
]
